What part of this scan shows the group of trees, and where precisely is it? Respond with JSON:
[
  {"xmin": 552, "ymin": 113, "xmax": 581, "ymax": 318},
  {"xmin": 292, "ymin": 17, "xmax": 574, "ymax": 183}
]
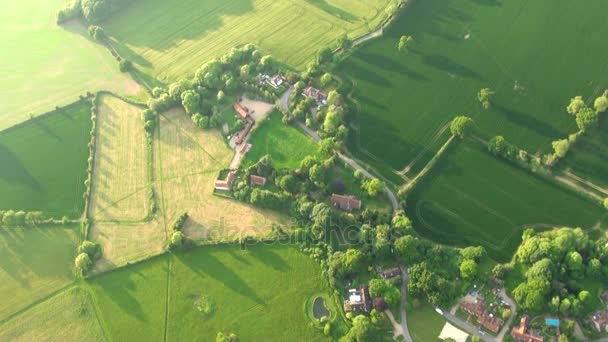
[
  {"xmin": 368, "ymin": 278, "xmax": 401, "ymax": 308},
  {"xmin": 477, "ymin": 88, "xmax": 495, "ymax": 109},
  {"xmin": 498, "ymin": 228, "xmax": 608, "ymax": 316},
  {"xmin": 57, "ymin": 0, "xmax": 127, "ymax": 24},
  {"xmin": 398, "ymin": 35, "xmax": 413, "ymax": 53},
  {"xmin": 450, "ymin": 115, "xmax": 474, "ymax": 138},
  {"xmin": 75, "ymin": 240, "xmax": 101, "ymax": 275},
  {"xmin": 0, "ymin": 210, "xmax": 46, "ymax": 228},
  {"xmin": 566, "ymin": 93, "xmax": 607, "ymax": 132},
  {"xmin": 169, "ymin": 213, "xmax": 188, "ymax": 250}
]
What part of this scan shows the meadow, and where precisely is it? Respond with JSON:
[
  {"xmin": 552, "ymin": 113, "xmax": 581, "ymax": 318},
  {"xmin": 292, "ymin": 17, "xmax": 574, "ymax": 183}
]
[
  {"xmin": 406, "ymin": 140, "xmax": 605, "ymax": 261},
  {"xmin": 243, "ymin": 110, "xmax": 322, "ymax": 169},
  {"xmin": 0, "ymin": 0, "xmax": 139, "ymax": 131},
  {"xmin": 87, "ymin": 244, "xmax": 339, "ymax": 341},
  {"xmin": 101, "ymin": 0, "xmax": 396, "ymax": 82},
  {"xmin": 338, "ymin": 0, "xmax": 608, "ymax": 180},
  {"xmin": 407, "ymin": 301, "xmax": 447, "ymax": 342},
  {"xmin": 0, "ymin": 286, "xmax": 106, "ymax": 342},
  {"xmin": 0, "ymin": 225, "xmax": 78, "ymax": 321},
  {"xmin": 0, "ymin": 101, "xmax": 91, "ymax": 218},
  {"xmin": 89, "ymin": 95, "xmax": 149, "ymax": 222}
]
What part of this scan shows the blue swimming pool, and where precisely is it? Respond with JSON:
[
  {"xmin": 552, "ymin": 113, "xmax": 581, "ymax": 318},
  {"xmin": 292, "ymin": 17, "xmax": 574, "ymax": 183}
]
[{"xmin": 546, "ymin": 318, "xmax": 560, "ymax": 327}]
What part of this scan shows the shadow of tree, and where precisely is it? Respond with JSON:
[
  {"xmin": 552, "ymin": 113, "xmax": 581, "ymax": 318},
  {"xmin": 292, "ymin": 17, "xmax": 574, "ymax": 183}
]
[
  {"xmin": 0, "ymin": 143, "xmax": 43, "ymax": 192},
  {"xmin": 308, "ymin": 0, "xmax": 358, "ymax": 22}
]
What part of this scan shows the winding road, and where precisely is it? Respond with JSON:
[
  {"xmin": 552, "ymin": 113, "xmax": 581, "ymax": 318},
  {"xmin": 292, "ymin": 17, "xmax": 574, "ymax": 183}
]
[
  {"xmin": 280, "ymin": 87, "xmax": 400, "ymax": 213},
  {"xmin": 385, "ymin": 266, "xmax": 413, "ymax": 341}
]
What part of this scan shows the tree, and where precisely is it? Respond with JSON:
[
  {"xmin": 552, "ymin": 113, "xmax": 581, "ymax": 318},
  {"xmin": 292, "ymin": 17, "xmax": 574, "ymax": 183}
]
[
  {"xmin": 368, "ymin": 279, "xmax": 389, "ymax": 298},
  {"xmin": 343, "ymin": 315, "xmax": 374, "ymax": 342},
  {"xmin": 559, "ymin": 298, "xmax": 571, "ymax": 315},
  {"xmin": 566, "ymin": 251, "xmax": 583, "ymax": 273},
  {"xmin": 594, "ymin": 90, "xmax": 608, "ymax": 113},
  {"xmin": 604, "ymin": 197, "xmax": 608, "ymax": 210},
  {"xmin": 88, "ymin": 25, "xmax": 106, "ymax": 41},
  {"xmin": 216, "ymin": 332, "xmax": 238, "ymax": 342},
  {"xmin": 567, "ymin": 96, "xmax": 586, "ymax": 115},
  {"xmin": 320, "ymin": 73, "xmax": 333, "ymax": 87},
  {"xmin": 394, "ymin": 235, "xmax": 421, "ymax": 264},
  {"xmin": 552, "ymin": 139, "xmax": 570, "ymax": 158},
  {"xmin": 309, "ymin": 164, "xmax": 325, "ymax": 186},
  {"xmin": 459, "ymin": 259, "xmax": 478, "ymax": 280},
  {"xmin": 587, "ymin": 258, "xmax": 602, "ymax": 278},
  {"xmin": 460, "ymin": 246, "xmax": 486, "ymax": 261},
  {"xmin": 450, "ymin": 116, "xmax": 474, "ymax": 138},
  {"xmin": 278, "ymin": 174, "xmax": 298, "ymax": 193},
  {"xmin": 362, "ymin": 178, "xmax": 384, "ymax": 197},
  {"xmin": 471, "ymin": 336, "xmax": 481, "ymax": 342},
  {"xmin": 75, "ymin": 253, "xmax": 92, "ymax": 275},
  {"xmin": 327, "ymin": 90, "xmax": 343, "ymax": 106},
  {"xmin": 181, "ymin": 90, "xmax": 200, "ymax": 115},
  {"xmin": 78, "ymin": 240, "xmax": 101, "ymax": 260},
  {"xmin": 119, "ymin": 59, "xmax": 132, "ymax": 72},
  {"xmin": 217, "ymin": 90, "xmax": 226, "ymax": 102},
  {"xmin": 170, "ymin": 231, "xmax": 184, "ymax": 249},
  {"xmin": 317, "ymin": 47, "xmax": 333, "ymax": 64},
  {"xmin": 477, "ymin": 88, "xmax": 495, "ymax": 109},
  {"xmin": 336, "ymin": 33, "xmax": 352, "ymax": 50},
  {"xmin": 576, "ymin": 107, "xmax": 599, "ymax": 132},
  {"xmin": 398, "ymin": 35, "xmax": 413, "ymax": 53}
]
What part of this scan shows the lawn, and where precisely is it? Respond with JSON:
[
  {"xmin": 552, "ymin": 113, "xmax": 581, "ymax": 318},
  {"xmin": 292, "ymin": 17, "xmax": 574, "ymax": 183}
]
[
  {"xmin": 337, "ymin": 0, "xmax": 608, "ymax": 180},
  {"xmin": 0, "ymin": 0, "xmax": 140, "ymax": 131},
  {"xmin": 101, "ymin": 0, "xmax": 396, "ymax": 82},
  {"xmin": 0, "ymin": 286, "xmax": 106, "ymax": 342},
  {"xmin": 89, "ymin": 94, "xmax": 149, "ymax": 222},
  {"xmin": 406, "ymin": 139, "xmax": 605, "ymax": 261},
  {"xmin": 243, "ymin": 110, "xmax": 322, "ymax": 169},
  {"xmin": 0, "ymin": 225, "xmax": 78, "ymax": 321},
  {"xmin": 407, "ymin": 300, "xmax": 446, "ymax": 342},
  {"xmin": 0, "ymin": 101, "xmax": 91, "ymax": 218}
]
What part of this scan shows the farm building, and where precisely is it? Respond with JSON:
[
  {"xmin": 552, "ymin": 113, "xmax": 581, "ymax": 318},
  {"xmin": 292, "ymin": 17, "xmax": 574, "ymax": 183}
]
[
  {"xmin": 235, "ymin": 119, "xmax": 254, "ymax": 145},
  {"xmin": 380, "ymin": 266, "xmax": 401, "ymax": 280},
  {"xmin": 259, "ymin": 74, "xmax": 287, "ymax": 88},
  {"xmin": 331, "ymin": 194, "xmax": 362, "ymax": 211},
  {"xmin": 302, "ymin": 86, "xmax": 327, "ymax": 104},
  {"xmin": 234, "ymin": 103, "xmax": 249, "ymax": 119},
  {"xmin": 214, "ymin": 171, "xmax": 236, "ymax": 191},
  {"xmin": 511, "ymin": 315, "xmax": 543, "ymax": 342},
  {"xmin": 250, "ymin": 175, "xmax": 267, "ymax": 186},
  {"xmin": 459, "ymin": 294, "xmax": 503, "ymax": 333},
  {"xmin": 239, "ymin": 143, "xmax": 252, "ymax": 154},
  {"xmin": 344, "ymin": 284, "xmax": 371, "ymax": 313}
]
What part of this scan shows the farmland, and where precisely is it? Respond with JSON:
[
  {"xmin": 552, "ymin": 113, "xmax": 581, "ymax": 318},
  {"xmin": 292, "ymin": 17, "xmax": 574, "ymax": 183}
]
[
  {"xmin": 156, "ymin": 109, "xmax": 288, "ymax": 242},
  {"xmin": 0, "ymin": 101, "xmax": 91, "ymax": 218},
  {"xmin": 0, "ymin": 0, "xmax": 140, "ymax": 131},
  {"xmin": 87, "ymin": 244, "xmax": 338, "ymax": 341},
  {"xmin": 243, "ymin": 110, "xmax": 322, "ymax": 169},
  {"xmin": 101, "ymin": 0, "xmax": 397, "ymax": 82},
  {"xmin": 338, "ymin": 0, "xmax": 608, "ymax": 180},
  {"xmin": 406, "ymin": 140, "xmax": 605, "ymax": 261},
  {"xmin": 89, "ymin": 95, "xmax": 149, "ymax": 222},
  {"xmin": 0, "ymin": 225, "xmax": 78, "ymax": 321}
]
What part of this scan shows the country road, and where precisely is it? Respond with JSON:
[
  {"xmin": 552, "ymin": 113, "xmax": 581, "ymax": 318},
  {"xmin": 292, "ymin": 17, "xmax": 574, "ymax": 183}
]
[
  {"xmin": 280, "ymin": 87, "xmax": 400, "ymax": 213},
  {"xmin": 496, "ymin": 289, "xmax": 516, "ymax": 341}
]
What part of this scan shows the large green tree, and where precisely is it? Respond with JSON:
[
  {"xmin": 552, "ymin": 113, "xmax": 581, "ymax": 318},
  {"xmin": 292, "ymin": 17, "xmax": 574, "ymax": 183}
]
[{"xmin": 450, "ymin": 116, "xmax": 474, "ymax": 138}]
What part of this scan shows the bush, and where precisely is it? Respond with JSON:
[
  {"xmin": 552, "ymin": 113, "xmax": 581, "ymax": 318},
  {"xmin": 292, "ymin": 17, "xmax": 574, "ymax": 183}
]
[
  {"xmin": 173, "ymin": 212, "xmax": 189, "ymax": 231},
  {"xmin": 78, "ymin": 240, "xmax": 101, "ymax": 260},
  {"xmin": 88, "ymin": 25, "xmax": 106, "ymax": 42},
  {"xmin": 57, "ymin": 0, "xmax": 82, "ymax": 24},
  {"xmin": 75, "ymin": 253, "xmax": 92, "ymax": 275},
  {"xmin": 119, "ymin": 59, "xmax": 133, "ymax": 72},
  {"xmin": 170, "ymin": 231, "xmax": 184, "ymax": 249}
]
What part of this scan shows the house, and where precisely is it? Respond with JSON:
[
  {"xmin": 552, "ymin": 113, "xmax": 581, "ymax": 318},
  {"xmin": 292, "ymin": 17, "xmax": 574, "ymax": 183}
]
[
  {"xmin": 592, "ymin": 310, "xmax": 608, "ymax": 332},
  {"xmin": 511, "ymin": 315, "xmax": 544, "ymax": 342},
  {"xmin": 459, "ymin": 294, "xmax": 504, "ymax": 334},
  {"xmin": 214, "ymin": 171, "xmax": 236, "ymax": 191},
  {"xmin": 302, "ymin": 86, "xmax": 328, "ymax": 104},
  {"xmin": 380, "ymin": 267, "xmax": 402, "ymax": 280},
  {"xmin": 235, "ymin": 118, "xmax": 254, "ymax": 145},
  {"xmin": 250, "ymin": 175, "xmax": 267, "ymax": 186},
  {"xmin": 331, "ymin": 194, "xmax": 362, "ymax": 211},
  {"xmin": 234, "ymin": 103, "xmax": 249, "ymax": 120},
  {"xmin": 344, "ymin": 284, "xmax": 371, "ymax": 313}
]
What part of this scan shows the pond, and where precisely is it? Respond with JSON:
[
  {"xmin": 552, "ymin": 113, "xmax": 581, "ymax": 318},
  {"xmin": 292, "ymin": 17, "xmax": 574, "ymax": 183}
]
[{"xmin": 313, "ymin": 296, "xmax": 330, "ymax": 319}]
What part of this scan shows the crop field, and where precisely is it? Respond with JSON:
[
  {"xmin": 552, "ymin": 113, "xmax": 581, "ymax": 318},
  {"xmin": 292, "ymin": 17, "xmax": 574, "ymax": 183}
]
[
  {"xmin": 0, "ymin": 0, "xmax": 140, "ymax": 131},
  {"xmin": 338, "ymin": 0, "xmax": 608, "ymax": 180},
  {"xmin": 89, "ymin": 95, "xmax": 149, "ymax": 222},
  {"xmin": 0, "ymin": 225, "xmax": 78, "ymax": 321},
  {"xmin": 0, "ymin": 101, "xmax": 91, "ymax": 218},
  {"xmin": 156, "ymin": 109, "xmax": 288, "ymax": 242},
  {"xmin": 101, "ymin": 0, "xmax": 396, "ymax": 82},
  {"xmin": 243, "ymin": 110, "xmax": 321, "ymax": 169},
  {"xmin": 406, "ymin": 140, "xmax": 605, "ymax": 261},
  {"xmin": 0, "ymin": 286, "xmax": 106, "ymax": 342}
]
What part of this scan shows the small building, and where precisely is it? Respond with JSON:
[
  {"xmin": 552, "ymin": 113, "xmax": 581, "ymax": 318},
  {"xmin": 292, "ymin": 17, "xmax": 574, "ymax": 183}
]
[
  {"xmin": 302, "ymin": 86, "xmax": 328, "ymax": 104},
  {"xmin": 331, "ymin": 194, "xmax": 362, "ymax": 211},
  {"xmin": 214, "ymin": 171, "xmax": 236, "ymax": 191},
  {"xmin": 235, "ymin": 118, "xmax": 254, "ymax": 145},
  {"xmin": 511, "ymin": 315, "xmax": 544, "ymax": 342},
  {"xmin": 250, "ymin": 175, "xmax": 267, "ymax": 186},
  {"xmin": 592, "ymin": 310, "xmax": 608, "ymax": 332},
  {"xmin": 234, "ymin": 103, "xmax": 249, "ymax": 119},
  {"xmin": 459, "ymin": 294, "xmax": 503, "ymax": 334},
  {"xmin": 380, "ymin": 266, "xmax": 402, "ymax": 280},
  {"xmin": 239, "ymin": 143, "xmax": 252, "ymax": 154},
  {"xmin": 344, "ymin": 284, "xmax": 371, "ymax": 313}
]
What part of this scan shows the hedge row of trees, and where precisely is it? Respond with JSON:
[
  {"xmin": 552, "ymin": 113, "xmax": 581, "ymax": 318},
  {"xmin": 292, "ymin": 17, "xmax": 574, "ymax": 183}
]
[
  {"xmin": 169, "ymin": 212, "xmax": 188, "ymax": 250},
  {"xmin": 75, "ymin": 240, "xmax": 101, "ymax": 276},
  {"xmin": 0, "ymin": 210, "xmax": 47, "ymax": 228},
  {"xmin": 57, "ymin": 0, "xmax": 130, "ymax": 24}
]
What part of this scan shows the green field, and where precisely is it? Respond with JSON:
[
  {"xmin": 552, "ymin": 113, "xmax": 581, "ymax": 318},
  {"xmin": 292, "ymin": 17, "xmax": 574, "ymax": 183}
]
[
  {"xmin": 406, "ymin": 140, "xmax": 605, "ymax": 261},
  {"xmin": 101, "ymin": 0, "xmax": 395, "ymax": 82},
  {"xmin": 0, "ymin": 225, "xmax": 78, "ymax": 321},
  {"xmin": 0, "ymin": 0, "xmax": 139, "ymax": 130},
  {"xmin": 243, "ymin": 110, "xmax": 322, "ymax": 169},
  {"xmin": 407, "ymin": 301, "xmax": 446, "ymax": 342},
  {"xmin": 338, "ymin": 0, "xmax": 608, "ymax": 179},
  {"xmin": 0, "ymin": 101, "xmax": 91, "ymax": 217},
  {"xmin": 88, "ymin": 244, "xmax": 338, "ymax": 341}
]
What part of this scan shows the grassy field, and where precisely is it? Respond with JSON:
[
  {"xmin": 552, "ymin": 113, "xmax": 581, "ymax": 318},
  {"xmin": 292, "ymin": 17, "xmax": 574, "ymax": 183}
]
[
  {"xmin": 0, "ymin": 225, "xmax": 78, "ymax": 321},
  {"xmin": 407, "ymin": 301, "xmax": 446, "ymax": 342},
  {"xmin": 243, "ymin": 110, "xmax": 322, "ymax": 169},
  {"xmin": 0, "ymin": 0, "xmax": 140, "ymax": 131},
  {"xmin": 338, "ymin": 0, "xmax": 608, "ymax": 179},
  {"xmin": 0, "ymin": 286, "xmax": 106, "ymax": 342},
  {"xmin": 0, "ymin": 101, "xmax": 91, "ymax": 217},
  {"xmin": 156, "ymin": 109, "xmax": 288, "ymax": 242},
  {"xmin": 89, "ymin": 95, "xmax": 149, "ymax": 222},
  {"xmin": 406, "ymin": 140, "xmax": 605, "ymax": 261},
  {"xmin": 101, "ymin": 0, "xmax": 395, "ymax": 82}
]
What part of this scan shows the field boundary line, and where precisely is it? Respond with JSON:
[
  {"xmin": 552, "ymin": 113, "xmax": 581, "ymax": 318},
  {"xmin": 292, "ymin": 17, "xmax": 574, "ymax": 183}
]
[
  {"xmin": 82, "ymin": 284, "xmax": 112, "ymax": 342},
  {"xmin": 163, "ymin": 256, "xmax": 172, "ymax": 342},
  {"xmin": 0, "ymin": 283, "xmax": 74, "ymax": 326}
]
